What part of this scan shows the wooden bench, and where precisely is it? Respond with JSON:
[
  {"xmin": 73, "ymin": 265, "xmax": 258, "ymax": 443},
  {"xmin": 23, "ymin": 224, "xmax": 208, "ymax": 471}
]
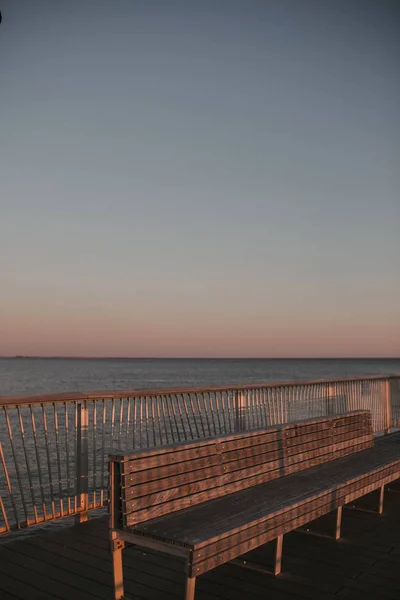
[{"xmin": 109, "ymin": 410, "xmax": 400, "ymax": 600}]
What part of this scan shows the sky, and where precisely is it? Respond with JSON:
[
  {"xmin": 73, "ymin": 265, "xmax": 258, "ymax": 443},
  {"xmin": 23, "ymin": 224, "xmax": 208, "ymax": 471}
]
[{"xmin": 0, "ymin": 0, "xmax": 399, "ymax": 358}]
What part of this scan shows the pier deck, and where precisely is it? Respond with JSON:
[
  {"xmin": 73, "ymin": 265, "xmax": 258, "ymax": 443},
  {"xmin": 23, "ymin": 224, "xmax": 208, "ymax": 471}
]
[{"xmin": 0, "ymin": 481, "xmax": 399, "ymax": 599}]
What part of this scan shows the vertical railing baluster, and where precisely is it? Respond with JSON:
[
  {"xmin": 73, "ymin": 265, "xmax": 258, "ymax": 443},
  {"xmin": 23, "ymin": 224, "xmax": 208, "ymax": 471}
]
[
  {"xmin": 110, "ymin": 398, "xmax": 116, "ymax": 451},
  {"xmin": 169, "ymin": 395, "xmax": 181, "ymax": 442},
  {"xmin": 30, "ymin": 406, "xmax": 47, "ymax": 519},
  {"xmin": 139, "ymin": 397, "xmax": 144, "ymax": 447},
  {"xmin": 145, "ymin": 397, "xmax": 151, "ymax": 447},
  {"xmin": 75, "ymin": 401, "xmax": 89, "ymax": 524},
  {"xmin": 52, "ymin": 404, "xmax": 64, "ymax": 516},
  {"xmin": 42, "ymin": 404, "xmax": 56, "ymax": 518},
  {"xmin": 195, "ymin": 393, "xmax": 203, "ymax": 436},
  {"xmin": 0, "ymin": 496, "xmax": 10, "ymax": 533},
  {"xmin": 100, "ymin": 399, "xmax": 106, "ymax": 506},
  {"xmin": 0, "ymin": 441, "xmax": 20, "ymax": 529},
  {"xmin": 126, "ymin": 397, "xmax": 131, "ymax": 437},
  {"xmin": 175, "ymin": 394, "xmax": 188, "ymax": 441},
  {"xmin": 118, "ymin": 398, "xmax": 124, "ymax": 443},
  {"xmin": 163, "ymin": 395, "xmax": 175, "ymax": 443},
  {"xmin": 93, "ymin": 401, "xmax": 98, "ymax": 507},
  {"xmin": 150, "ymin": 397, "xmax": 157, "ymax": 445},
  {"xmin": 201, "ymin": 393, "xmax": 212, "ymax": 436},
  {"xmin": 155, "ymin": 395, "xmax": 164, "ymax": 445},
  {"xmin": 205, "ymin": 393, "xmax": 216, "ymax": 436},
  {"xmin": 64, "ymin": 403, "xmax": 72, "ymax": 514},
  {"xmin": 74, "ymin": 403, "xmax": 78, "ymax": 513},
  {"xmin": 385, "ymin": 378, "xmax": 392, "ymax": 435},
  {"xmin": 189, "ymin": 393, "xmax": 201, "ymax": 438},
  {"xmin": 272, "ymin": 387, "xmax": 278, "ymax": 425},
  {"xmin": 3, "ymin": 407, "xmax": 29, "ymax": 524},
  {"xmin": 133, "ymin": 397, "xmax": 138, "ymax": 447},
  {"xmin": 181, "ymin": 394, "xmax": 194, "ymax": 440},
  {"xmin": 16, "ymin": 406, "xmax": 38, "ymax": 524},
  {"xmin": 214, "ymin": 392, "xmax": 223, "ymax": 435},
  {"xmin": 219, "ymin": 391, "xmax": 227, "ymax": 434}
]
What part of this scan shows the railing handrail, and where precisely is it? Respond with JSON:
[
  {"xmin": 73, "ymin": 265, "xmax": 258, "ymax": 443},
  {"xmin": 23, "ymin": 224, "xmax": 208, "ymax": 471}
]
[{"xmin": 1, "ymin": 374, "xmax": 399, "ymax": 407}]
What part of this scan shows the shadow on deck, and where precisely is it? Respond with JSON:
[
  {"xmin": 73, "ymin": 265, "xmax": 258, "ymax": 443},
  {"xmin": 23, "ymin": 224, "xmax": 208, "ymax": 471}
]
[{"xmin": 0, "ymin": 487, "xmax": 400, "ymax": 600}]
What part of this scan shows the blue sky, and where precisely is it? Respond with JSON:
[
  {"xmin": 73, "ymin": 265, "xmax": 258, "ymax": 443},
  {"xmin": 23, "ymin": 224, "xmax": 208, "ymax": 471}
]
[{"xmin": 0, "ymin": 0, "xmax": 399, "ymax": 357}]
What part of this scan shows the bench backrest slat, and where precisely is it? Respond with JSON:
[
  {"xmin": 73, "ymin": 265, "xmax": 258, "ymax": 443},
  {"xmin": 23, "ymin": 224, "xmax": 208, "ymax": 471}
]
[{"xmin": 110, "ymin": 411, "xmax": 373, "ymax": 527}]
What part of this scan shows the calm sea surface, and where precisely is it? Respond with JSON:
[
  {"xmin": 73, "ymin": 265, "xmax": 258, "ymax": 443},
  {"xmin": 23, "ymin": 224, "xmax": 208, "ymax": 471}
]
[{"xmin": 1, "ymin": 358, "xmax": 399, "ymax": 396}]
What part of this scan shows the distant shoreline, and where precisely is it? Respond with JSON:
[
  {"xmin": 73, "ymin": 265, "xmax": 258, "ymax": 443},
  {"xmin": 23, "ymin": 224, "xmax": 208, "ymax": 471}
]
[{"xmin": 0, "ymin": 356, "xmax": 398, "ymax": 361}]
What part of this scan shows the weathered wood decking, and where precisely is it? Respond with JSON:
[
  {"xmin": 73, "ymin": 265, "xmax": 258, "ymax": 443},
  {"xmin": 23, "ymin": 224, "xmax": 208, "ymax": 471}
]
[{"xmin": 1, "ymin": 436, "xmax": 400, "ymax": 600}]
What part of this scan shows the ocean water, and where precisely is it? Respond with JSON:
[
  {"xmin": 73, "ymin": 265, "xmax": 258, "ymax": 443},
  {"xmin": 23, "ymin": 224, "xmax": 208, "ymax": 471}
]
[{"xmin": 1, "ymin": 357, "xmax": 399, "ymax": 396}]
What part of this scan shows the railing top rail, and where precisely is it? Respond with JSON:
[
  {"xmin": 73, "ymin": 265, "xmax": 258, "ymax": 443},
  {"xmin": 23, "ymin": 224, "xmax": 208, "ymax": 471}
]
[{"xmin": 0, "ymin": 374, "xmax": 399, "ymax": 407}]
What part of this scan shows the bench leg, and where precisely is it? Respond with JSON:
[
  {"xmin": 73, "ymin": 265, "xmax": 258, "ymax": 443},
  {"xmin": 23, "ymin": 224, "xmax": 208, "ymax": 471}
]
[
  {"xmin": 184, "ymin": 575, "xmax": 196, "ymax": 600},
  {"xmin": 275, "ymin": 534, "xmax": 283, "ymax": 575},
  {"xmin": 378, "ymin": 484, "xmax": 384, "ymax": 515},
  {"xmin": 112, "ymin": 540, "xmax": 125, "ymax": 600},
  {"xmin": 335, "ymin": 506, "xmax": 343, "ymax": 540}
]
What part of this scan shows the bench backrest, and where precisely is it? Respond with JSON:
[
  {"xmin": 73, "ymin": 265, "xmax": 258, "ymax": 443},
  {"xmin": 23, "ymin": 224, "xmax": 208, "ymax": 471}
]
[{"xmin": 109, "ymin": 410, "xmax": 373, "ymax": 528}]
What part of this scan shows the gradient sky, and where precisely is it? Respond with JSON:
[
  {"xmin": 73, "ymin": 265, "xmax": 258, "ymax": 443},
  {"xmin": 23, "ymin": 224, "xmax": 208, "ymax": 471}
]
[{"xmin": 0, "ymin": 0, "xmax": 399, "ymax": 358}]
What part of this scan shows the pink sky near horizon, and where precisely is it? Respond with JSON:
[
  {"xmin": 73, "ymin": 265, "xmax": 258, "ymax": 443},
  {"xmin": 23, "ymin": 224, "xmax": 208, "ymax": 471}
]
[{"xmin": 2, "ymin": 305, "xmax": 399, "ymax": 358}]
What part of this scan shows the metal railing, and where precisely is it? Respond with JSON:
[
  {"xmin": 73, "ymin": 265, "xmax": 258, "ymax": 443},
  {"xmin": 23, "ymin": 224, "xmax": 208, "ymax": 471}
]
[{"xmin": 0, "ymin": 375, "xmax": 399, "ymax": 537}]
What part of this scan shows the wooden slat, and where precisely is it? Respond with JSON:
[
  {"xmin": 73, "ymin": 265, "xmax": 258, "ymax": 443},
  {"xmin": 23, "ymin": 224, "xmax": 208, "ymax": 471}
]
[
  {"xmin": 285, "ymin": 435, "xmax": 373, "ymax": 468},
  {"xmin": 284, "ymin": 414, "xmax": 371, "ymax": 439},
  {"xmin": 122, "ymin": 453, "xmax": 222, "ymax": 487},
  {"xmin": 124, "ymin": 465, "xmax": 223, "ymax": 501},
  {"xmin": 122, "ymin": 442, "xmax": 221, "ymax": 474},
  {"xmin": 222, "ymin": 440, "xmax": 373, "ymax": 490},
  {"xmin": 125, "ymin": 483, "xmax": 226, "ymax": 526},
  {"xmin": 220, "ymin": 420, "xmax": 367, "ymax": 462},
  {"xmin": 124, "ymin": 475, "xmax": 225, "ymax": 513}
]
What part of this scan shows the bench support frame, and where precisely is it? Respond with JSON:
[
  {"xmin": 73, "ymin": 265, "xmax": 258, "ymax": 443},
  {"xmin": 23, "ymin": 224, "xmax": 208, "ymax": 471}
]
[
  {"xmin": 344, "ymin": 484, "xmax": 385, "ymax": 515},
  {"xmin": 296, "ymin": 506, "xmax": 343, "ymax": 540},
  {"xmin": 230, "ymin": 534, "xmax": 284, "ymax": 576}
]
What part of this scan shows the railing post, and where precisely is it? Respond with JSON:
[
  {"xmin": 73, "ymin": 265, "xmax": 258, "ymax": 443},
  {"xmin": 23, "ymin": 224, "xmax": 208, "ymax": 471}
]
[
  {"xmin": 75, "ymin": 401, "xmax": 89, "ymax": 524},
  {"xmin": 385, "ymin": 378, "xmax": 392, "ymax": 435},
  {"xmin": 234, "ymin": 391, "xmax": 246, "ymax": 432}
]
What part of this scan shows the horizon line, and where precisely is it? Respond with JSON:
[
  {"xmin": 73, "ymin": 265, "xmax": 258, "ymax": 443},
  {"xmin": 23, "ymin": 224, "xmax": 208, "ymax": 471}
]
[{"xmin": 1, "ymin": 356, "xmax": 399, "ymax": 361}]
